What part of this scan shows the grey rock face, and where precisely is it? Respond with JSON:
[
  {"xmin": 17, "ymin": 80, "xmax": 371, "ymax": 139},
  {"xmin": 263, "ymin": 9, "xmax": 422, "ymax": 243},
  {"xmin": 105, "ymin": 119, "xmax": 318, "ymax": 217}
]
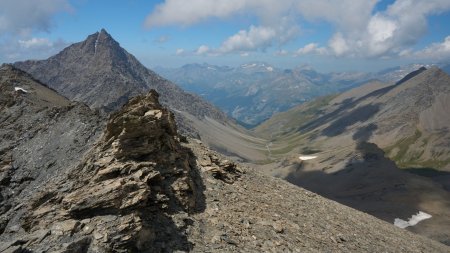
[{"xmin": 0, "ymin": 64, "xmax": 104, "ymax": 244}]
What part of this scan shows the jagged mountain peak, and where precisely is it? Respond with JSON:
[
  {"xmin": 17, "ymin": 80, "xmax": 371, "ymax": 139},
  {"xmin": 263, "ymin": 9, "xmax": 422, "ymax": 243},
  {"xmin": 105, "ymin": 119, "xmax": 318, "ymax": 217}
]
[
  {"xmin": 61, "ymin": 29, "xmax": 132, "ymax": 67},
  {"xmin": 14, "ymin": 30, "xmax": 229, "ymax": 135}
]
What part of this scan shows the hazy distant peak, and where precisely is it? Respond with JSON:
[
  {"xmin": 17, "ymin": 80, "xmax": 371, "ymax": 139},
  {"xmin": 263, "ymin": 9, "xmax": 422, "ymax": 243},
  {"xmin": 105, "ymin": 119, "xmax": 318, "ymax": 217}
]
[
  {"xmin": 295, "ymin": 64, "xmax": 315, "ymax": 71},
  {"xmin": 239, "ymin": 62, "xmax": 271, "ymax": 68}
]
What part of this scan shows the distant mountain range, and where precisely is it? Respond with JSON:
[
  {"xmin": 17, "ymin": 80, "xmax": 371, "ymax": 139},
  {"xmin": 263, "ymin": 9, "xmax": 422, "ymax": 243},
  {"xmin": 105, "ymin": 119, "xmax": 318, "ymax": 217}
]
[
  {"xmin": 155, "ymin": 62, "xmax": 450, "ymax": 127},
  {"xmin": 155, "ymin": 63, "xmax": 371, "ymax": 126}
]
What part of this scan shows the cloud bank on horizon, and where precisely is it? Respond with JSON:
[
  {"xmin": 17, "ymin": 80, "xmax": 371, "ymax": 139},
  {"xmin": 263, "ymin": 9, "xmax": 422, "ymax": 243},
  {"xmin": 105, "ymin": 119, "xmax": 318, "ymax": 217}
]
[{"xmin": 145, "ymin": 0, "xmax": 450, "ymax": 60}]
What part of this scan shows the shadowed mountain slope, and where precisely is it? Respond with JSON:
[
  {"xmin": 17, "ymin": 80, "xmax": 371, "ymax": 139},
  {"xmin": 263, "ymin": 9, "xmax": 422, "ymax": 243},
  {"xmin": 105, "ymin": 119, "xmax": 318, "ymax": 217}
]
[{"xmin": 255, "ymin": 67, "xmax": 450, "ymax": 244}]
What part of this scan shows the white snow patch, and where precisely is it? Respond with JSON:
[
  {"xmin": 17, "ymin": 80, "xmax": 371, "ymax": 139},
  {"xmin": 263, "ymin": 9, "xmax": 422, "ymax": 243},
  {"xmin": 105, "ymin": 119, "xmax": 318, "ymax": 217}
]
[
  {"xmin": 241, "ymin": 63, "xmax": 257, "ymax": 68},
  {"xmin": 394, "ymin": 211, "xmax": 432, "ymax": 229},
  {"xmin": 14, "ymin": 87, "xmax": 28, "ymax": 93},
  {"xmin": 207, "ymin": 66, "xmax": 216, "ymax": 70},
  {"xmin": 94, "ymin": 32, "xmax": 100, "ymax": 53},
  {"xmin": 299, "ymin": 156, "xmax": 317, "ymax": 161},
  {"xmin": 266, "ymin": 66, "xmax": 274, "ymax": 72}
]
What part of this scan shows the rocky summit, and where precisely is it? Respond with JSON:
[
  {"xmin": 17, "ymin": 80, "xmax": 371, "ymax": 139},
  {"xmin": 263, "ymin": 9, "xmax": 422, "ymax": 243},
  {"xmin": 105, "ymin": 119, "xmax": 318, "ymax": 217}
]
[
  {"xmin": 14, "ymin": 29, "xmax": 228, "ymax": 137},
  {"xmin": 1, "ymin": 77, "xmax": 448, "ymax": 252}
]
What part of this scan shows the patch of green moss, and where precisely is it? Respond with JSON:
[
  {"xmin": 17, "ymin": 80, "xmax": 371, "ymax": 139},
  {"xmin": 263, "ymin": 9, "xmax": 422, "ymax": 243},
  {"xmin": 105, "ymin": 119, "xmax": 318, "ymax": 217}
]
[
  {"xmin": 384, "ymin": 129, "xmax": 422, "ymax": 165},
  {"xmin": 255, "ymin": 94, "xmax": 336, "ymax": 139},
  {"xmin": 384, "ymin": 129, "xmax": 449, "ymax": 169}
]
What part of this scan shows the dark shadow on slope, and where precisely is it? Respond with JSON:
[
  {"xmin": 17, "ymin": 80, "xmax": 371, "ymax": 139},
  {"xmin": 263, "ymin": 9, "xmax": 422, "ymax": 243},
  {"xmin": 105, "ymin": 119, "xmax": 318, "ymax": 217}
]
[
  {"xmin": 321, "ymin": 105, "xmax": 380, "ymax": 137},
  {"xmin": 296, "ymin": 68, "xmax": 427, "ymax": 137},
  {"xmin": 298, "ymin": 100, "xmax": 381, "ymax": 137},
  {"xmin": 404, "ymin": 168, "xmax": 450, "ymax": 192},
  {"xmin": 135, "ymin": 145, "xmax": 207, "ymax": 252},
  {"xmin": 395, "ymin": 67, "xmax": 427, "ymax": 85},
  {"xmin": 286, "ymin": 123, "xmax": 449, "ymax": 225}
]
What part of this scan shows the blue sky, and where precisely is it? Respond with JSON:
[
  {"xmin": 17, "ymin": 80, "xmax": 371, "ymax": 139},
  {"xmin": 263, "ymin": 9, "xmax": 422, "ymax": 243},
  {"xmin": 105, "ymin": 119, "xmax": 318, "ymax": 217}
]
[{"xmin": 1, "ymin": 0, "xmax": 450, "ymax": 72}]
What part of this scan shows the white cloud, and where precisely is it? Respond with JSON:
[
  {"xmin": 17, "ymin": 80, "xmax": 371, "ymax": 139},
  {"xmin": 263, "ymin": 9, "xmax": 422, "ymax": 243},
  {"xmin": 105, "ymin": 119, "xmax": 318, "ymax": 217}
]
[
  {"xmin": 0, "ymin": 0, "xmax": 72, "ymax": 63},
  {"xmin": 144, "ymin": 0, "xmax": 246, "ymax": 27},
  {"xmin": 144, "ymin": 0, "xmax": 293, "ymax": 28},
  {"xmin": 413, "ymin": 36, "xmax": 450, "ymax": 59},
  {"xmin": 275, "ymin": 49, "xmax": 289, "ymax": 56},
  {"xmin": 325, "ymin": 0, "xmax": 450, "ymax": 58},
  {"xmin": 154, "ymin": 35, "xmax": 169, "ymax": 43},
  {"xmin": 0, "ymin": 37, "xmax": 67, "ymax": 62},
  {"xmin": 18, "ymin": 38, "xmax": 52, "ymax": 49},
  {"xmin": 147, "ymin": 0, "xmax": 450, "ymax": 60},
  {"xmin": 219, "ymin": 25, "xmax": 276, "ymax": 54},
  {"xmin": 296, "ymin": 0, "xmax": 377, "ymax": 34},
  {"xmin": 175, "ymin": 48, "xmax": 185, "ymax": 56},
  {"xmin": 0, "ymin": 0, "xmax": 72, "ymax": 36},
  {"xmin": 295, "ymin": 43, "xmax": 327, "ymax": 56},
  {"xmin": 329, "ymin": 33, "xmax": 349, "ymax": 57},
  {"xmin": 145, "ymin": 0, "xmax": 298, "ymax": 55},
  {"xmin": 196, "ymin": 45, "xmax": 210, "ymax": 55},
  {"xmin": 366, "ymin": 14, "xmax": 398, "ymax": 56}
]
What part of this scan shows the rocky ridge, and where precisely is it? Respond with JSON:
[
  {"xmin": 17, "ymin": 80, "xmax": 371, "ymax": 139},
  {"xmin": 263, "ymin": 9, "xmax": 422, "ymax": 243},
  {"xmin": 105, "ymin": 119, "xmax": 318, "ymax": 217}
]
[
  {"xmin": 0, "ymin": 64, "xmax": 104, "ymax": 239},
  {"xmin": 1, "ymin": 85, "xmax": 449, "ymax": 252}
]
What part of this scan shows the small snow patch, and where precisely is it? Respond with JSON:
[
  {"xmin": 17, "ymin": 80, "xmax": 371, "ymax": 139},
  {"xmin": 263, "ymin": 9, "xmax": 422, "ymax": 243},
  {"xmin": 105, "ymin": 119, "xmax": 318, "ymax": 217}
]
[
  {"xmin": 94, "ymin": 32, "xmax": 100, "ymax": 53},
  {"xmin": 241, "ymin": 63, "xmax": 257, "ymax": 68},
  {"xmin": 394, "ymin": 211, "xmax": 432, "ymax": 228},
  {"xmin": 266, "ymin": 66, "xmax": 274, "ymax": 72},
  {"xmin": 14, "ymin": 87, "xmax": 28, "ymax": 93},
  {"xmin": 299, "ymin": 156, "xmax": 317, "ymax": 161}
]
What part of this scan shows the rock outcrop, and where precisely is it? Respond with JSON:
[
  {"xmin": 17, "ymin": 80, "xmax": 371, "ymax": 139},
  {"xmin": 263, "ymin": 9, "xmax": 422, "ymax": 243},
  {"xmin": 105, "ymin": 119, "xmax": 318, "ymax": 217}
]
[{"xmin": 2, "ymin": 90, "xmax": 205, "ymax": 252}]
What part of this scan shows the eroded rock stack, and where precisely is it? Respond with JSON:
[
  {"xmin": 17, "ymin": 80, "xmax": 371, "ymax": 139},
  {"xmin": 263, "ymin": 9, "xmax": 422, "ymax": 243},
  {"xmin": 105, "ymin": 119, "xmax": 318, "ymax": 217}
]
[{"xmin": 10, "ymin": 90, "xmax": 203, "ymax": 252}]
